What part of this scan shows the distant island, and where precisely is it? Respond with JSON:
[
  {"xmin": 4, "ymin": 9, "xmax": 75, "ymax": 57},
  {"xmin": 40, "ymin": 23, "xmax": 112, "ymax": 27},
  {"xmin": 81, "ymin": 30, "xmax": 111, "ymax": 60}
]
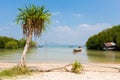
[
  {"xmin": 0, "ymin": 36, "xmax": 36, "ymax": 49},
  {"xmin": 86, "ymin": 25, "xmax": 120, "ymax": 51}
]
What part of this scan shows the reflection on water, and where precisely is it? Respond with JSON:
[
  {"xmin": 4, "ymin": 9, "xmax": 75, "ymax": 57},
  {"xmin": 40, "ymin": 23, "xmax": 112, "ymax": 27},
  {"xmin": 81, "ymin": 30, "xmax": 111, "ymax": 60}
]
[
  {"xmin": 86, "ymin": 50, "xmax": 120, "ymax": 63},
  {"xmin": 0, "ymin": 46, "xmax": 120, "ymax": 63},
  {"xmin": 0, "ymin": 49, "xmax": 22, "ymax": 62}
]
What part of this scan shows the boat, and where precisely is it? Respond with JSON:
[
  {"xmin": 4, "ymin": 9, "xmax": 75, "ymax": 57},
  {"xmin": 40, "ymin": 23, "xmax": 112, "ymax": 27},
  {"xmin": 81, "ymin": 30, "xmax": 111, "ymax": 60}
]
[{"xmin": 73, "ymin": 47, "xmax": 82, "ymax": 53}]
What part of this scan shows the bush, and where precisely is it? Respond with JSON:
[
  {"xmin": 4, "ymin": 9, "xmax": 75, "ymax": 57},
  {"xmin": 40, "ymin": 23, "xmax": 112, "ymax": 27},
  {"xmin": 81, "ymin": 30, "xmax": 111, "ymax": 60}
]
[
  {"xmin": 0, "ymin": 66, "xmax": 31, "ymax": 77},
  {"xmin": 18, "ymin": 38, "xmax": 26, "ymax": 48},
  {"xmin": 71, "ymin": 60, "xmax": 83, "ymax": 74},
  {"xmin": 5, "ymin": 41, "xmax": 18, "ymax": 49},
  {"xmin": 0, "ymin": 36, "xmax": 37, "ymax": 49},
  {"xmin": 86, "ymin": 25, "xmax": 120, "ymax": 50},
  {"xmin": 30, "ymin": 41, "xmax": 36, "ymax": 48},
  {"xmin": 18, "ymin": 38, "xmax": 36, "ymax": 48}
]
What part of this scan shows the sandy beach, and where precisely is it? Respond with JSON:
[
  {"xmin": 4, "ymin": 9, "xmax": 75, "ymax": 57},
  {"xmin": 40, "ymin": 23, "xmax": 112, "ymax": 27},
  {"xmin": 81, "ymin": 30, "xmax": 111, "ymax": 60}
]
[{"xmin": 0, "ymin": 62, "xmax": 120, "ymax": 80}]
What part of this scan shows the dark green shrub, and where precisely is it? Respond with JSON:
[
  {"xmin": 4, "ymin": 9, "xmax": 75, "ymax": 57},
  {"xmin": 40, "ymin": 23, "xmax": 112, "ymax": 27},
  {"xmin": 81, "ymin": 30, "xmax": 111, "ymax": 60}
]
[
  {"xmin": 30, "ymin": 41, "xmax": 36, "ymax": 48},
  {"xmin": 18, "ymin": 38, "xmax": 26, "ymax": 48},
  {"xmin": 5, "ymin": 41, "xmax": 18, "ymax": 49},
  {"xmin": 86, "ymin": 25, "xmax": 120, "ymax": 50},
  {"xmin": 0, "ymin": 36, "xmax": 36, "ymax": 49},
  {"xmin": 18, "ymin": 38, "xmax": 36, "ymax": 48}
]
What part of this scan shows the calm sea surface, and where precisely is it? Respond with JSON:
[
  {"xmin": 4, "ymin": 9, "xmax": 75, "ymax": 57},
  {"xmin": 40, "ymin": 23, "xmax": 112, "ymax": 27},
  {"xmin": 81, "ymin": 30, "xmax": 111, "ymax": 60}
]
[{"xmin": 0, "ymin": 46, "xmax": 120, "ymax": 63}]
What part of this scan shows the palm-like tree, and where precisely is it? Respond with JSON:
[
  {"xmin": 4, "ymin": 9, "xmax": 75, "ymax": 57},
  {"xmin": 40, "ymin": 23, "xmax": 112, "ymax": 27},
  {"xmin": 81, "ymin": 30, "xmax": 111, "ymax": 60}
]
[{"xmin": 16, "ymin": 4, "xmax": 51, "ymax": 66}]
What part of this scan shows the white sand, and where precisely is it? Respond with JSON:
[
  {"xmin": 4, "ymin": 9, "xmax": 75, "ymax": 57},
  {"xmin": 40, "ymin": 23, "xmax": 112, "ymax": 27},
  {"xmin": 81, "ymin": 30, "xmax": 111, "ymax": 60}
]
[{"xmin": 0, "ymin": 62, "xmax": 120, "ymax": 80}]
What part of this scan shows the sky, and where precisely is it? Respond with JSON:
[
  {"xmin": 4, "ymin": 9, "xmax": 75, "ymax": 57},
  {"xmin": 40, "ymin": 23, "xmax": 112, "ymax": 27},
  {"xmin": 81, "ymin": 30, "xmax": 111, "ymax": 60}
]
[{"xmin": 0, "ymin": 0, "xmax": 120, "ymax": 45}]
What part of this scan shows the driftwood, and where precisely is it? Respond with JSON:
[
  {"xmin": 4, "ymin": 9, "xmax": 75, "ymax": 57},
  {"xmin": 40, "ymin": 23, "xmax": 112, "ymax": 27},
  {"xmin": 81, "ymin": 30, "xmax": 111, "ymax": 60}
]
[
  {"xmin": 86, "ymin": 63, "xmax": 120, "ymax": 72},
  {"xmin": 29, "ymin": 63, "xmax": 120, "ymax": 73},
  {"xmin": 38, "ymin": 64, "xmax": 72, "ymax": 72},
  {"xmin": 99, "ymin": 65, "xmax": 120, "ymax": 72}
]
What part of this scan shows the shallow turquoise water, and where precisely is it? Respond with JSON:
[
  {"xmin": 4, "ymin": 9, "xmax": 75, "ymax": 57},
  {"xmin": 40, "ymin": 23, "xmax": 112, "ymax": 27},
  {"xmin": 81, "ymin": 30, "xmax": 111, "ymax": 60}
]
[{"xmin": 0, "ymin": 46, "xmax": 120, "ymax": 63}]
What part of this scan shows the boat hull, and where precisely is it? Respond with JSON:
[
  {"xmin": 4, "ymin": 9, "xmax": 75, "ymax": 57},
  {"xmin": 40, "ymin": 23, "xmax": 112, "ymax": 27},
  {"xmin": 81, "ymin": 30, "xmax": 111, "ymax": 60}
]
[{"xmin": 73, "ymin": 49, "xmax": 82, "ymax": 53}]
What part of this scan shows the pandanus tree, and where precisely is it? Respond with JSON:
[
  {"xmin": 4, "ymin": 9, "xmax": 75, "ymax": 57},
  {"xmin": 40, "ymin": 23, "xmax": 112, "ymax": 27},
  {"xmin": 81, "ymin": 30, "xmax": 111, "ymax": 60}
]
[{"xmin": 16, "ymin": 4, "xmax": 51, "ymax": 66}]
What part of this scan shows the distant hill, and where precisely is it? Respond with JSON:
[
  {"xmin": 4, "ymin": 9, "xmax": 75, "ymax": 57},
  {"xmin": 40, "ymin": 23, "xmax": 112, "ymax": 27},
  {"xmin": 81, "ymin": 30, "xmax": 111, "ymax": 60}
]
[
  {"xmin": 39, "ymin": 42, "xmax": 80, "ymax": 47},
  {"xmin": 86, "ymin": 25, "xmax": 120, "ymax": 50}
]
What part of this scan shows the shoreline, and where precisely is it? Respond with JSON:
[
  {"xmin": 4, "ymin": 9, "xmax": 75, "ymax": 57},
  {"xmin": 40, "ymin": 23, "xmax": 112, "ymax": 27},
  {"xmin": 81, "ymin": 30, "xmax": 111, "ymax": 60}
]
[{"xmin": 0, "ymin": 62, "xmax": 120, "ymax": 70}]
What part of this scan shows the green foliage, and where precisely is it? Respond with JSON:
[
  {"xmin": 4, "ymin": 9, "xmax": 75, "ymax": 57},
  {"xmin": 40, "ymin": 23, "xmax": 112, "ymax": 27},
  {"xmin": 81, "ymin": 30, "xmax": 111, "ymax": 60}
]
[
  {"xmin": 18, "ymin": 38, "xmax": 26, "ymax": 48},
  {"xmin": 30, "ymin": 41, "xmax": 36, "ymax": 48},
  {"xmin": 0, "ymin": 36, "xmax": 36, "ymax": 49},
  {"xmin": 15, "ymin": 4, "xmax": 51, "ymax": 38},
  {"xmin": 18, "ymin": 38, "xmax": 36, "ymax": 48},
  {"xmin": 116, "ymin": 37, "xmax": 120, "ymax": 49},
  {"xmin": 0, "ymin": 36, "xmax": 18, "ymax": 48},
  {"xmin": 5, "ymin": 41, "xmax": 18, "ymax": 49},
  {"xmin": 86, "ymin": 25, "xmax": 120, "ymax": 50},
  {"xmin": 0, "ymin": 66, "xmax": 31, "ymax": 77},
  {"xmin": 71, "ymin": 60, "xmax": 83, "ymax": 74}
]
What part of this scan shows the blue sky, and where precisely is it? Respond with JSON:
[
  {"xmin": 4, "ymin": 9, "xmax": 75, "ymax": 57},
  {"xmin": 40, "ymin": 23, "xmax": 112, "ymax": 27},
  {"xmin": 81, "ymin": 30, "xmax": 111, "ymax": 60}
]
[{"xmin": 0, "ymin": 0, "xmax": 120, "ymax": 45}]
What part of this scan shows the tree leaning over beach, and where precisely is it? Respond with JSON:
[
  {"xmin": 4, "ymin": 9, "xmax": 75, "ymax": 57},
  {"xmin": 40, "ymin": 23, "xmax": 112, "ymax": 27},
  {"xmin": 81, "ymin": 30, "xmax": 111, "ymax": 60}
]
[{"xmin": 15, "ymin": 4, "xmax": 51, "ymax": 66}]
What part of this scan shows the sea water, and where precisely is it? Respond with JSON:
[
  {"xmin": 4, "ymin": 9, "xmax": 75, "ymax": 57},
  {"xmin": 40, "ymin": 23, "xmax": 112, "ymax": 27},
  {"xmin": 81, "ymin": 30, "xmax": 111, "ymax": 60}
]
[{"xmin": 0, "ymin": 45, "xmax": 120, "ymax": 63}]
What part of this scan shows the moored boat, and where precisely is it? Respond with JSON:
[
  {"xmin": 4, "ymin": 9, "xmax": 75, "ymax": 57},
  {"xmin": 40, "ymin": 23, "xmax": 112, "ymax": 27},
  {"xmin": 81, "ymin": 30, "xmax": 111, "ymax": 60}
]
[{"xmin": 73, "ymin": 47, "xmax": 82, "ymax": 53}]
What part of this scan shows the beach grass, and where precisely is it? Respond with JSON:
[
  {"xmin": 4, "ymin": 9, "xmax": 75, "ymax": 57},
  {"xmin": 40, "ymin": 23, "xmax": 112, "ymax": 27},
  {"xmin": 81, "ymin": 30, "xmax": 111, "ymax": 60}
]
[
  {"xmin": 0, "ymin": 65, "xmax": 31, "ymax": 77},
  {"xmin": 71, "ymin": 60, "xmax": 83, "ymax": 74}
]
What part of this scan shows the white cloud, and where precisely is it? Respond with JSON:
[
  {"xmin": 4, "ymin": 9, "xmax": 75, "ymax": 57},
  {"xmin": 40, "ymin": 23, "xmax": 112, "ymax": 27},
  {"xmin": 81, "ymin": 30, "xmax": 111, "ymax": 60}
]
[
  {"xmin": 0, "ymin": 22, "xmax": 111, "ymax": 45},
  {"xmin": 78, "ymin": 23, "xmax": 111, "ymax": 31},
  {"xmin": 56, "ymin": 26, "xmax": 72, "ymax": 32},
  {"xmin": 0, "ymin": 22, "xmax": 18, "ymax": 31},
  {"xmin": 0, "ymin": 26, "xmax": 9, "ymax": 31},
  {"xmin": 53, "ymin": 20, "xmax": 60, "ymax": 24},
  {"xmin": 52, "ymin": 12, "xmax": 60, "ymax": 16},
  {"xmin": 0, "ymin": 26, "xmax": 2, "ymax": 31},
  {"xmin": 40, "ymin": 23, "xmax": 112, "ymax": 45},
  {"xmin": 9, "ymin": 22, "xmax": 17, "ymax": 26},
  {"xmin": 73, "ymin": 13, "xmax": 81, "ymax": 17},
  {"xmin": 79, "ymin": 24, "xmax": 89, "ymax": 28}
]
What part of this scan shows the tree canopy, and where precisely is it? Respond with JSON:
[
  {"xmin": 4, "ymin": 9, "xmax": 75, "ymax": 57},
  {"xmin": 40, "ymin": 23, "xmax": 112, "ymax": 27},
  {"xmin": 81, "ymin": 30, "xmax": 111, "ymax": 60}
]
[
  {"xmin": 86, "ymin": 25, "xmax": 120, "ymax": 50},
  {"xmin": 0, "ymin": 36, "xmax": 36, "ymax": 49},
  {"xmin": 16, "ymin": 5, "xmax": 51, "ymax": 38}
]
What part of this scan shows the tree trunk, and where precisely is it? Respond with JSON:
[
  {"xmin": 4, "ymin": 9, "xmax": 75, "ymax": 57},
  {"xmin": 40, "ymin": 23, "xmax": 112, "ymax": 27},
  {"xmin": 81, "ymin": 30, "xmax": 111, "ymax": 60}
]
[{"xmin": 20, "ymin": 33, "xmax": 32, "ymax": 66}]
